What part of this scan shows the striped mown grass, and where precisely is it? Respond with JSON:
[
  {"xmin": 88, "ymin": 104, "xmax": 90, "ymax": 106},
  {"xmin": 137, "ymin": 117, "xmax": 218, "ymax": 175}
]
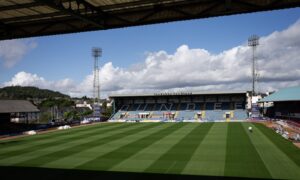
[
  {"xmin": 0, "ymin": 122, "xmax": 299, "ymax": 179},
  {"xmin": 224, "ymin": 123, "xmax": 271, "ymax": 178},
  {"xmin": 144, "ymin": 123, "xmax": 213, "ymax": 174}
]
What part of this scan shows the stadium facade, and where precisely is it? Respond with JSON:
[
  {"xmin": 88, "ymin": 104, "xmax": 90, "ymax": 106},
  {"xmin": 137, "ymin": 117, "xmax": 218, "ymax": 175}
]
[{"xmin": 109, "ymin": 91, "xmax": 250, "ymax": 122}]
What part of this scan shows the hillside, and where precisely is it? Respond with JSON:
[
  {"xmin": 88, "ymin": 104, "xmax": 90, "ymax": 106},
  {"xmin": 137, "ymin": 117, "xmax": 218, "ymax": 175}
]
[{"xmin": 0, "ymin": 86, "xmax": 70, "ymax": 99}]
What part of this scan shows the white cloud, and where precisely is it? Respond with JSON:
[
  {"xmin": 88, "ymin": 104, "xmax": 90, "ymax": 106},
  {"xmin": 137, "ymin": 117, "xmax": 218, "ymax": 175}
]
[
  {"xmin": 3, "ymin": 19, "xmax": 300, "ymax": 97},
  {"xmin": 0, "ymin": 39, "xmax": 37, "ymax": 68},
  {"xmin": 4, "ymin": 71, "xmax": 76, "ymax": 96},
  {"xmin": 4, "ymin": 71, "xmax": 46, "ymax": 87},
  {"xmin": 93, "ymin": 19, "xmax": 300, "ymax": 96}
]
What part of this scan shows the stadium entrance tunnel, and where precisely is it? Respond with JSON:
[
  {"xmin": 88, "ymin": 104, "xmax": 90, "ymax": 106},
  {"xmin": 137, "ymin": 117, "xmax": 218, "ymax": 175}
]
[{"xmin": 0, "ymin": 166, "xmax": 267, "ymax": 180}]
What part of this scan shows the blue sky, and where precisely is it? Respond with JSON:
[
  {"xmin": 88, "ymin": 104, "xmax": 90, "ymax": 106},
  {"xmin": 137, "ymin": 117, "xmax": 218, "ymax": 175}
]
[{"xmin": 1, "ymin": 7, "xmax": 300, "ymax": 97}]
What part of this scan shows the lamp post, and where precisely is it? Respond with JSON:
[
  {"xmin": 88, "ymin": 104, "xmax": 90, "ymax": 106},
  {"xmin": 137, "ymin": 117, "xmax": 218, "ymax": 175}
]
[
  {"xmin": 248, "ymin": 35, "xmax": 259, "ymax": 96},
  {"xmin": 92, "ymin": 47, "xmax": 101, "ymax": 105},
  {"xmin": 92, "ymin": 47, "xmax": 101, "ymax": 120},
  {"xmin": 248, "ymin": 35, "xmax": 259, "ymax": 117}
]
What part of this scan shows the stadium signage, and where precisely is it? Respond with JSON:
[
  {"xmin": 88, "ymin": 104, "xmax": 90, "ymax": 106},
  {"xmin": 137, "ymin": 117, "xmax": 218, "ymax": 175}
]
[{"xmin": 154, "ymin": 92, "xmax": 193, "ymax": 96}]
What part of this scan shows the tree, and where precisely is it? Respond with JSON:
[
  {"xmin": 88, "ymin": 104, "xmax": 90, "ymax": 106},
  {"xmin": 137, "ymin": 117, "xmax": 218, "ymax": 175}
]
[
  {"xmin": 0, "ymin": 86, "xmax": 70, "ymax": 99},
  {"xmin": 64, "ymin": 110, "xmax": 80, "ymax": 121},
  {"xmin": 82, "ymin": 96, "xmax": 88, "ymax": 100},
  {"xmin": 102, "ymin": 106, "xmax": 112, "ymax": 119},
  {"xmin": 39, "ymin": 112, "xmax": 51, "ymax": 123},
  {"xmin": 102, "ymin": 101, "xmax": 107, "ymax": 111},
  {"xmin": 81, "ymin": 109, "xmax": 93, "ymax": 116}
]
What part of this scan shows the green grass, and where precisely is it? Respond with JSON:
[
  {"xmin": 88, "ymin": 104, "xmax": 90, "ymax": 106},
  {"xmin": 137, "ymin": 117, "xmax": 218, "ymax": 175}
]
[{"xmin": 0, "ymin": 122, "xmax": 299, "ymax": 179}]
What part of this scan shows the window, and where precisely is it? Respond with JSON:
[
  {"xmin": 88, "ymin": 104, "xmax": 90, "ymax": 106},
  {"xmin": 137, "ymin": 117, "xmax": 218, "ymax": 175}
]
[
  {"xmin": 235, "ymin": 103, "xmax": 243, "ymax": 109},
  {"xmin": 215, "ymin": 103, "xmax": 222, "ymax": 110}
]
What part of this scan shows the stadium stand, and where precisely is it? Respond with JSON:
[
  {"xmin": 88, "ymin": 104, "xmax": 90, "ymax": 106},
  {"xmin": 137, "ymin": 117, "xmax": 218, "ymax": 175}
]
[
  {"xmin": 0, "ymin": 100, "xmax": 39, "ymax": 124},
  {"xmin": 259, "ymin": 86, "xmax": 300, "ymax": 121},
  {"xmin": 109, "ymin": 91, "xmax": 248, "ymax": 122}
]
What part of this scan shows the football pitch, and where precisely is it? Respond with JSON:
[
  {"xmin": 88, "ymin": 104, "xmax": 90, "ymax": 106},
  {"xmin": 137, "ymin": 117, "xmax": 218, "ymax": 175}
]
[{"xmin": 0, "ymin": 122, "xmax": 299, "ymax": 179}]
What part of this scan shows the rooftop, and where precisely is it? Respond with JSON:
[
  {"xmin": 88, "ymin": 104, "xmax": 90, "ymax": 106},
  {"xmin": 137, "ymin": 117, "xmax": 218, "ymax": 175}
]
[
  {"xmin": 259, "ymin": 86, "xmax": 300, "ymax": 102},
  {"xmin": 109, "ymin": 90, "xmax": 247, "ymax": 98},
  {"xmin": 0, "ymin": 100, "xmax": 39, "ymax": 113},
  {"xmin": 1, "ymin": 0, "xmax": 300, "ymax": 40}
]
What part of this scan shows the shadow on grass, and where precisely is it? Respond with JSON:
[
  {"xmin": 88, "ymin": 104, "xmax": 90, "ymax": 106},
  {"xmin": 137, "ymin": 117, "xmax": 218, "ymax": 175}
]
[{"xmin": 0, "ymin": 166, "xmax": 267, "ymax": 180}]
